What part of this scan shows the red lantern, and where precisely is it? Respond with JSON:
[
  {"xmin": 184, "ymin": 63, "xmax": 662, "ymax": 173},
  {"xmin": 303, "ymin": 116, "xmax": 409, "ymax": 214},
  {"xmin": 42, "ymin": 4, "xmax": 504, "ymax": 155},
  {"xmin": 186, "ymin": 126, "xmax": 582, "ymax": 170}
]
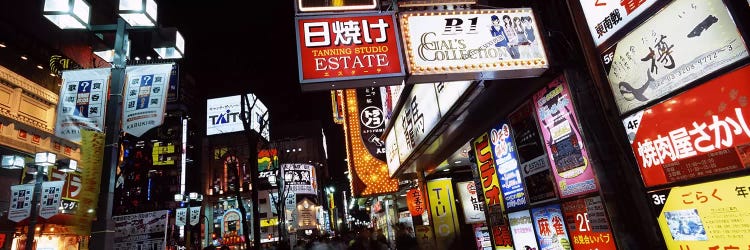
[{"xmin": 406, "ymin": 188, "xmax": 425, "ymax": 216}]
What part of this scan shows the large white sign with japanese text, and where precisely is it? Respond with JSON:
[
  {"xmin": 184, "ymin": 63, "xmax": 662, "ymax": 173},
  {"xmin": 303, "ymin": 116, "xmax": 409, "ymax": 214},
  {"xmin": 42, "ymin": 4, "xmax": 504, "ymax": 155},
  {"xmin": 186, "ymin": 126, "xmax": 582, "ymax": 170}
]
[
  {"xmin": 282, "ymin": 163, "xmax": 317, "ymax": 195},
  {"xmin": 456, "ymin": 181, "xmax": 486, "ymax": 223},
  {"xmin": 578, "ymin": 0, "xmax": 657, "ymax": 46},
  {"xmin": 8, "ymin": 184, "xmax": 34, "ymax": 222},
  {"xmin": 123, "ymin": 63, "xmax": 173, "ymax": 137},
  {"xmin": 206, "ymin": 94, "xmax": 269, "ymax": 140},
  {"xmin": 113, "ymin": 210, "xmax": 168, "ymax": 250},
  {"xmin": 55, "ymin": 68, "xmax": 111, "ymax": 142}
]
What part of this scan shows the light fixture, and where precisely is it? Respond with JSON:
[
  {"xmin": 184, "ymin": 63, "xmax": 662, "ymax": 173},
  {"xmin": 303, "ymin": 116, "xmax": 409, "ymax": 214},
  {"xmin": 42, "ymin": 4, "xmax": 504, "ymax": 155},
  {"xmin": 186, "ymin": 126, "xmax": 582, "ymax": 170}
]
[
  {"xmin": 56, "ymin": 159, "xmax": 78, "ymax": 173},
  {"xmin": 34, "ymin": 152, "xmax": 57, "ymax": 167},
  {"xmin": 118, "ymin": 0, "xmax": 157, "ymax": 27},
  {"xmin": 36, "ymin": 65, "xmax": 44, "ymax": 69},
  {"xmin": 20, "ymin": 55, "xmax": 28, "ymax": 60},
  {"xmin": 152, "ymin": 28, "xmax": 184, "ymax": 59},
  {"xmin": 43, "ymin": 0, "xmax": 91, "ymax": 29},
  {"xmin": 93, "ymin": 38, "xmax": 131, "ymax": 63},
  {"xmin": 50, "ymin": 73, "xmax": 57, "ymax": 77},
  {"xmin": 1, "ymin": 155, "xmax": 26, "ymax": 169},
  {"xmin": 189, "ymin": 192, "xmax": 198, "ymax": 200},
  {"xmin": 0, "ymin": 42, "xmax": 6, "ymax": 48},
  {"xmin": 134, "ymin": 56, "xmax": 140, "ymax": 61},
  {"xmin": 174, "ymin": 193, "xmax": 184, "ymax": 202},
  {"xmin": 146, "ymin": 56, "xmax": 151, "ymax": 60}
]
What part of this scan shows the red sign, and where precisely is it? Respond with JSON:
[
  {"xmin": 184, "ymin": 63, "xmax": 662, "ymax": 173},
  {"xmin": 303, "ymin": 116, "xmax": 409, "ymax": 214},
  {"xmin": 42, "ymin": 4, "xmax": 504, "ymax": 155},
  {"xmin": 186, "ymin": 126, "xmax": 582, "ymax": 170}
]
[
  {"xmin": 562, "ymin": 197, "xmax": 616, "ymax": 250},
  {"xmin": 31, "ymin": 134, "xmax": 41, "ymax": 144},
  {"xmin": 406, "ymin": 188, "xmax": 426, "ymax": 216},
  {"xmin": 625, "ymin": 65, "xmax": 750, "ymax": 187},
  {"xmin": 296, "ymin": 13, "xmax": 404, "ymax": 84},
  {"xmin": 18, "ymin": 130, "xmax": 27, "ymax": 140}
]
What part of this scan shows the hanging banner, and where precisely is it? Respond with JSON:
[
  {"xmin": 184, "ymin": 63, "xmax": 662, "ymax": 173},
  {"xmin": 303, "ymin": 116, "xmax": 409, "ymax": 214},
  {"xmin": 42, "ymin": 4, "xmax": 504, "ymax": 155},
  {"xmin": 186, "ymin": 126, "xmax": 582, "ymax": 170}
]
[
  {"xmin": 472, "ymin": 132, "xmax": 505, "ymax": 209},
  {"xmin": 427, "ymin": 178, "xmax": 460, "ymax": 250},
  {"xmin": 624, "ymin": 65, "xmax": 750, "ymax": 187},
  {"xmin": 55, "ymin": 68, "xmax": 111, "ymax": 142},
  {"xmin": 73, "ymin": 130, "xmax": 105, "ymax": 235},
  {"xmin": 651, "ymin": 175, "xmax": 750, "ymax": 250},
  {"xmin": 562, "ymin": 196, "xmax": 616, "ymax": 250},
  {"xmin": 489, "ymin": 121, "xmax": 527, "ymax": 209},
  {"xmin": 601, "ymin": 0, "xmax": 749, "ymax": 114},
  {"xmin": 531, "ymin": 204, "xmax": 572, "ymax": 250},
  {"xmin": 281, "ymin": 163, "xmax": 318, "ymax": 195},
  {"xmin": 357, "ymin": 87, "xmax": 387, "ymax": 162},
  {"xmin": 39, "ymin": 181, "xmax": 65, "ymax": 219},
  {"xmin": 456, "ymin": 181, "xmax": 486, "ymax": 223},
  {"xmin": 578, "ymin": 0, "xmax": 657, "ymax": 46},
  {"xmin": 534, "ymin": 75, "xmax": 597, "ymax": 198},
  {"xmin": 509, "ymin": 210, "xmax": 540, "ymax": 250},
  {"xmin": 8, "ymin": 184, "xmax": 34, "ymax": 222},
  {"xmin": 406, "ymin": 188, "xmax": 426, "ymax": 217},
  {"xmin": 190, "ymin": 206, "xmax": 201, "ymax": 226},
  {"xmin": 113, "ymin": 210, "xmax": 169, "ymax": 250},
  {"xmin": 509, "ymin": 101, "xmax": 558, "ymax": 204},
  {"xmin": 49, "ymin": 168, "xmax": 82, "ymax": 214},
  {"xmin": 123, "ymin": 63, "xmax": 173, "ymax": 137},
  {"xmin": 166, "ymin": 64, "xmax": 179, "ymax": 103},
  {"xmin": 285, "ymin": 192, "xmax": 298, "ymax": 231},
  {"xmin": 176, "ymin": 207, "xmax": 187, "ymax": 227}
]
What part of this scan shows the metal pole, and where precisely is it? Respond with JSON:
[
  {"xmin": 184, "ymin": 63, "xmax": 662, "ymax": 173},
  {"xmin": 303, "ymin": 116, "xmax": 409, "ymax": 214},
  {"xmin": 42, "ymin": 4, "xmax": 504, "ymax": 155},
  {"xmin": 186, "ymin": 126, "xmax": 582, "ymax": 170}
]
[
  {"xmin": 186, "ymin": 200, "xmax": 191, "ymax": 250},
  {"xmin": 90, "ymin": 17, "xmax": 128, "ymax": 249},
  {"xmin": 25, "ymin": 165, "xmax": 46, "ymax": 250}
]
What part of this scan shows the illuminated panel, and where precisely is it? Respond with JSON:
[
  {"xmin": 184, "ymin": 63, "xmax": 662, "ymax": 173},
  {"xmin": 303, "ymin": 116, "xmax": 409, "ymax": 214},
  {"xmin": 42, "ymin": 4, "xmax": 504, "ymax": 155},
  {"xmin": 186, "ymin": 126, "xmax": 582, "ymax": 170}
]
[
  {"xmin": 331, "ymin": 90, "xmax": 345, "ymax": 124},
  {"xmin": 297, "ymin": 0, "xmax": 377, "ymax": 12}
]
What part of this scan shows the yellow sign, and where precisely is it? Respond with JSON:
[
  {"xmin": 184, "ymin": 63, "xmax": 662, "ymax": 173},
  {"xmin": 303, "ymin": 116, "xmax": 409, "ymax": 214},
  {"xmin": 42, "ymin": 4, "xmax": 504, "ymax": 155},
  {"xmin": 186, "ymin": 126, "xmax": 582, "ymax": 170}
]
[
  {"xmin": 152, "ymin": 142, "xmax": 175, "ymax": 165},
  {"xmin": 472, "ymin": 133, "xmax": 505, "ymax": 210},
  {"xmin": 427, "ymin": 178, "xmax": 460, "ymax": 250},
  {"xmin": 656, "ymin": 175, "xmax": 750, "ymax": 250},
  {"xmin": 73, "ymin": 130, "xmax": 105, "ymax": 235},
  {"xmin": 261, "ymin": 217, "xmax": 279, "ymax": 227}
]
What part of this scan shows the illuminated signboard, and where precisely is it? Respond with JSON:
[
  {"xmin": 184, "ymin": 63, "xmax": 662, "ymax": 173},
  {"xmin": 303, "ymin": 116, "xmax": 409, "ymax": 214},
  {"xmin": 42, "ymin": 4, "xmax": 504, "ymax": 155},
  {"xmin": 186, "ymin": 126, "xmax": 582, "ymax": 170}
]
[
  {"xmin": 531, "ymin": 204, "xmax": 572, "ymax": 249},
  {"xmin": 399, "ymin": 9, "xmax": 548, "ymax": 83},
  {"xmin": 456, "ymin": 181, "xmax": 486, "ymax": 223},
  {"xmin": 577, "ymin": 0, "xmax": 657, "ymax": 46},
  {"xmin": 152, "ymin": 142, "xmax": 175, "ymax": 166},
  {"xmin": 427, "ymin": 178, "xmax": 460, "ymax": 250},
  {"xmin": 562, "ymin": 196, "xmax": 616, "ymax": 250},
  {"xmin": 472, "ymin": 132, "xmax": 504, "ymax": 209},
  {"xmin": 281, "ymin": 163, "xmax": 318, "ymax": 195},
  {"xmin": 624, "ymin": 65, "xmax": 750, "ymax": 187},
  {"xmin": 508, "ymin": 210, "xmax": 540, "ymax": 250},
  {"xmin": 295, "ymin": 13, "xmax": 405, "ymax": 91},
  {"xmin": 206, "ymin": 94, "xmax": 269, "ymax": 140},
  {"xmin": 533, "ymin": 75, "xmax": 598, "ymax": 198},
  {"xmin": 651, "ymin": 175, "xmax": 750, "ymax": 250},
  {"xmin": 489, "ymin": 121, "xmax": 527, "ymax": 209},
  {"xmin": 297, "ymin": 0, "xmax": 377, "ymax": 12},
  {"xmin": 509, "ymin": 101, "xmax": 557, "ymax": 204},
  {"xmin": 601, "ymin": 0, "xmax": 748, "ymax": 114}
]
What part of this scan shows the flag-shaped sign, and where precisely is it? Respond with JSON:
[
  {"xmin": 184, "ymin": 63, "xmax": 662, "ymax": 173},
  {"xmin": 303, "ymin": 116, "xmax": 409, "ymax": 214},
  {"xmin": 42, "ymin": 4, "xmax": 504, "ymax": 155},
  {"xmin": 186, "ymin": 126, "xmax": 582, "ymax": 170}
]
[
  {"xmin": 176, "ymin": 207, "xmax": 187, "ymax": 226},
  {"xmin": 55, "ymin": 68, "xmax": 111, "ymax": 142},
  {"xmin": 8, "ymin": 184, "xmax": 34, "ymax": 222},
  {"xmin": 123, "ymin": 63, "xmax": 174, "ymax": 137},
  {"xmin": 190, "ymin": 206, "xmax": 201, "ymax": 226},
  {"xmin": 39, "ymin": 181, "xmax": 65, "ymax": 219}
]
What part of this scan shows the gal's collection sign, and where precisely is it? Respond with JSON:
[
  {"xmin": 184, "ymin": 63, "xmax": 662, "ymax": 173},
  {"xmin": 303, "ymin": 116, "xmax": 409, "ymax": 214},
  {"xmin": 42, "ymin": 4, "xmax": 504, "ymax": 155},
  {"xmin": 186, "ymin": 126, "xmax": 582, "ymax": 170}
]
[
  {"xmin": 123, "ymin": 63, "xmax": 173, "ymax": 137},
  {"xmin": 577, "ymin": 0, "xmax": 657, "ymax": 46},
  {"xmin": 562, "ymin": 196, "xmax": 616, "ymax": 250},
  {"xmin": 601, "ymin": 0, "xmax": 749, "ymax": 114},
  {"xmin": 652, "ymin": 175, "xmax": 750, "ymax": 250},
  {"xmin": 508, "ymin": 210, "xmax": 540, "ymax": 250},
  {"xmin": 534, "ymin": 75, "xmax": 597, "ymax": 198},
  {"xmin": 531, "ymin": 204, "xmax": 572, "ymax": 250},
  {"xmin": 623, "ymin": 65, "xmax": 750, "ymax": 187},
  {"xmin": 509, "ymin": 101, "xmax": 558, "ymax": 204},
  {"xmin": 490, "ymin": 121, "xmax": 527, "ymax": 209},
  {"xmin": 427, "ymin": 178, "xmax": 460, "ymax": 250},
  {"xmin": 55, "ymin": 68, "xmax": 111, "ymax": 142}
]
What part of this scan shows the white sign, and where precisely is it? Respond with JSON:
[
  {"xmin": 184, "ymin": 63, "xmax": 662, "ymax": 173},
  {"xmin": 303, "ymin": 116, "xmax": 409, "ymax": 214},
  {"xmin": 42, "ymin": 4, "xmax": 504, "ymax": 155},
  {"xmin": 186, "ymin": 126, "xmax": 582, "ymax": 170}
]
[
  {"xmin": 285, "ymin": 192, "xmax": 297, "ymax": 231},
  {"xmin": 8, "ymin": 184, "xmax": 34, "ymax": 222},
  {"xmin": 508, "ymin": 210, "xmax": 539, "ymax": 250},
  {"xmin": 400, "ymin": 9, "xmax": 548, "ymax": 79},
  {"xmin": 435, "ymin": 81, "xmax": 471, "ymax": 116},
  {"xmin": 176, "ymin": 207, "xmax": 187, "ymax": 227},
  {"xmin": 55, "ymin": 68, "xmax": 111, "ymax": 142},
  {"xmin": 395, "ymin": 83, "xmax": 440, "ymax": 161},
  {"xmin": 456, "ymin": 181, "xmax": 486, "ymax": 223},
  {"xmin": 190, "ymin": 206, "xmax": 201, "ymax": 226},
  {"xmin": 578, "ymin": 0, "xmax": 657, "ymax": 46},
  {"xmin": 113, "ymin": 210, "xmax": 169, "ymax": 250},
  {"xmin": 206, "ymin": 94, "xmax": 269, "ymax": 140},
  {"xmin": 123, "ymin": 63, "xmax": 173, "ymax": 137},
  {"xmin": 385, "ymin": 129, "xmax": 401, "ymax": 176},
  {"xmin": 39, "ymin": 181, "xmax": 65, "ymax": 219},
  {"xmin": 602, "ymin": 0, "xmax": 749, "ymax": 114},
  {"xmin": 282, "ymin": 163, "xmax": 317, "ymax": 195}
]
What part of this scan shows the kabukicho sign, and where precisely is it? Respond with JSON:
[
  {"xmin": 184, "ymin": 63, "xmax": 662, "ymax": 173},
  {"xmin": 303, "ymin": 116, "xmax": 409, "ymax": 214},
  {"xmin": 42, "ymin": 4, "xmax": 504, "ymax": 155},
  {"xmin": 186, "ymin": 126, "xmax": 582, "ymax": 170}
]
[{"xmin": 295, "ymin": 12, "xmax": 405, "ymax": 91}]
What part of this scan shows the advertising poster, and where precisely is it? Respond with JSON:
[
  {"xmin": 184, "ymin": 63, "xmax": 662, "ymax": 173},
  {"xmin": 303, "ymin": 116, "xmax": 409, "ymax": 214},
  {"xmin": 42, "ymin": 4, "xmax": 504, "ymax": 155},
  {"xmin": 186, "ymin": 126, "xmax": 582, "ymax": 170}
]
[
  {"xmin": 531, "ymin": 204, "xmax": 572, "ymax": 250},
  {"xmin": 123, "ymin": 63, "xmax": 173, "ymax": 137},
  {"xmin": 190, "ymin": 206, "xmax": 200, "ymax": 226},
  {"xmin": 399, "ymin": 9, "xmax": 548, "ymax": 77},
  {"xmin": 415, "ymin": 225, "xmax": 437, "ymax": 250},
  {"xmin": 534, "ymin": 75, "xmax": 597, "ymax": 198},
  {"xmin": 55, "ymin": 68, "xmax": 110, "ymax": 142},
  {"xmin": 578, "ymin": 0, "xmax": 657, "ymax": 46},
  {"xmin": 601, "ymin": 0, "xmax": 749, "ymax": 114},
  {"xmin": 490, "ymin": 121, "xmax": 527, "ymax": 209},
  {"xmin": 281, "ymin": 163, "xmax": 317, "ymax": 195},
  {"xmin": 380, "ymin": 84, "xmax": 403, "ymax": 124},
  {"xmin": 8, "ymin": 184, "xmax": 34, "ymax": 222},
  {"xmin": 472, "ymin": 132, "xmax": 505, "ymax": 209},
  {"xmin": 623, "ymin": 65, "xmax": 750, "ymax": 187},
  {"xmin": 113, "ymin": 210, "xmax": 168, "ymax": 250},
  {"xmin": 357, "ymin": 87, "xmax": 387, "ymax": 162},
  {"xmin": 509, "ymin": 101, "xmax": 558, "ymax": 204},
  {"xmin": 295, "ymin": 12, "xmax": 404, "ymax": 88},
  {"xmin": 562, "ymin": 197, "xmax": 616, "ymax": 250},
  {"xmin": 473, "ymin": 224, "xmax": 493, "ymax": 250},
  {"xmin": 176, "ymin": 207, "xmax": 187, "ymax": 227},
  {"xmin": 456, "ymin": 181, "xmax": 487, "ymax": 223},
  {"xmin": 427, "ymin": 178, "xmax": 461, "ymax": 250},
  {"xmin": 509, "ymin": 210, "xmax": 540, "ymax": 250},
  {"xmin": 652, "ymin": 175, "xmax": 750, "ymax": 250},
  {"xmin": 285, "ymin": 192, "xmax": 297, "ymax": 230},
  {"xmin": 39, "ymin": 181, "xmax": 64, "ymax": 219}
]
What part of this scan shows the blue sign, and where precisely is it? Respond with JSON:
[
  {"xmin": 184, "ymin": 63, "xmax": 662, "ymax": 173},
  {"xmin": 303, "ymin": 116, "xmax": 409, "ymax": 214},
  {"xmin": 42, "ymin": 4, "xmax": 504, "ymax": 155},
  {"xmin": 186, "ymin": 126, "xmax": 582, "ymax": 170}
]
[
  {"xmin": 489, "ymin": 121, "xmax": 527, "ymax": 209},
  {"xmin": 531, "ymin": 204, "xmax": 571, "ymax": 250}
]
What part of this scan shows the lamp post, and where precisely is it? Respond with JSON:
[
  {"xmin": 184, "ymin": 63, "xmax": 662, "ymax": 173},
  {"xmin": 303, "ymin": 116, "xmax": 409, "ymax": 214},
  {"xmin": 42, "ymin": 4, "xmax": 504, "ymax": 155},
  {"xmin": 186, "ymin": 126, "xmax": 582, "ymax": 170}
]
[
  {"xmin": 175, "ymin": 192, "xmax": 203, "ymax": 250},
  {"xmin": 42, "ymin": 0, "xmax": 184, "ymax": 248}
]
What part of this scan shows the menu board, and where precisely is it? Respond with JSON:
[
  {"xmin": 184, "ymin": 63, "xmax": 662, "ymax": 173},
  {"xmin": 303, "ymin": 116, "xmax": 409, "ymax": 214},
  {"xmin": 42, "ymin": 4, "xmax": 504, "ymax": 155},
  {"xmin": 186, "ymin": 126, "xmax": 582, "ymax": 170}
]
[{"xmin": 562, "ymin": 196, "xmax": 617, "ymax": 250}]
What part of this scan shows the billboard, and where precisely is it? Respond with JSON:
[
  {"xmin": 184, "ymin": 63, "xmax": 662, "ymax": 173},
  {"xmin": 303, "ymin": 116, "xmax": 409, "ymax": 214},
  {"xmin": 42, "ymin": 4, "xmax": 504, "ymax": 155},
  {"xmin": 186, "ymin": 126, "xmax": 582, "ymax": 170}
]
[
  {"xmin": 601, "ymin": 0, "xmax": 748, "ymax": 114},
  {"xmin": 489, "ymin": 121, "xmax": 527, "ymax": 209},
  {"xmin": 427, "ymin": 178, "xmax": 460, "ymax": 250},
  {"xmin": 113, "ymin": 210, "xmax": 168, "ymax": 250},
  {"xmin": 577, "ymin": 0, "xmax": 657, "ymax": 46},
  {"xmin": 296, "ymin": 0, "xmax": 377, "ymax": 12},
  {"xmin": 295, "ymin": 13, "xmax": 405, "ymax": 91},
  {"xmin": 281, "ymin": 163, "xmax": 317, "ymax": 195},
  {"xmin": 472, "ymin": 132, "xmax": 504, "ymax": 209},
  {"xmin": 456, "ymin": 181, "xmax": 486, "ymax": 223},
  {"xmin": 623, "ymin": 65, "xmax": 750, "ymax": 187},
  {"xmin": 531, "ymin": 204, "xmax": 572, "ymax": 250},
  {"xmin": 55, "ymin": 68, "xmax": 110, "ymax": 142},
  {"xmin": 509, "ymin": 101, "xmax": 558, "ymax": 204},
  {"xmin": 562, "ymin": 196, "xmax": 616, "ymax": 250},
  {"xmin": 206, "ymin": 94, "xmax": 269, "ymax": 140},
  {"xmin": 399, "ymin": 9, "xmax": 548, "ymax": 83},
  {"xmin": 508, "ymin": 210, "xmax": 540, "ymax": 250}
]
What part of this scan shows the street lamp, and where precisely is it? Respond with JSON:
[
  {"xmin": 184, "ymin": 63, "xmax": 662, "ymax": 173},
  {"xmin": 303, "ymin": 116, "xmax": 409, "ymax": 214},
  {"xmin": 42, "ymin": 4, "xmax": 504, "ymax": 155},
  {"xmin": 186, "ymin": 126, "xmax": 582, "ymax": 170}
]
[
  {"xmin": 42, "ymin": 0, "xmax": 185, "ymax": 248},
  {"xmin": 175, "ymin": 192, "xmax": 203, "ymax": 250}
]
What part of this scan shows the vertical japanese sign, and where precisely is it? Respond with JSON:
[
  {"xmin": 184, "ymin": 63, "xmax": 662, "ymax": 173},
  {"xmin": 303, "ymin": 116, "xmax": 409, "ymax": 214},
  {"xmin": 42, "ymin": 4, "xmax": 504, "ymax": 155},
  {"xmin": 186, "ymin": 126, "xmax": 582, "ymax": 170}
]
[
  {"xmin": 510, "ymin": 101, "xmax": 558, "ymax": 204},
  {"xmin": 176, "ymin": 207, "xmax": 187, "ymax": 226},
  {"xmin": 406, "ymin": 188, "xmax": 426, "ymax": 216},
  {"xmin": 190, "ymin": 206, "xmax": 200, "ymax": 226},
  {"xmin": 285, "ymin": 192, "xmax": 297, "ymax": 230},
  {"xmin": 624, "ymin": 65, "xmax": 750, "ymax": 187},
  {"xmin": 427, "ymin": 178, "xmax": 460, "ymax": 250},
  {"xmin": 534, "ymin": 75, "xmax": 597, "ymax": 198},
  {"xmin": 508, "ymin": 210, "xmax": 540, "ymax": 250},
  {"xmin": 281, "ymin": 163, "xmax": 317, "ymax": 195},
  {"xmin": 473, "ymin": 224, "xmax": 493, "ymax": 250},
  {"xmin": 55, "ymin": 68, "xmax": 110, "ymax": 142},
  {"xmin": 562, "ymin": 196, "xmax": 616, "ymax": 250},
  {"xmin": 295, "ymin": 12, "xmax": 405, "ymax": 89},
  {"xmin": 395, "ymin": 83, "xmax": 441, "ymax": 161},
  {"xmin": 490, "ymin": 121, "xmax": 527, "ymax": 209},
  {"xmin": 8, "ymin": 184, "xmax": 34, "ymax": 222},
  {"xmin": 415, "ymin": 225, "xmax": 437, "ymax": 250},
  {"xmin": 113, "ymin": 210, "xmax": 169, "ymax": 250},
  {"xmin": 73, "ymin": 130, "xmax": 105, "ymax": 235},
  {"xmin": 577, "ymin": 0, "xmax": 657, "ymax": 46},
  {"xmin": 456, "ymin": 181, "xmax": 486, "ymax": 223},
  {"xmin": 49, "ymin": 167, "xmax": 82, "ymax": 214},
  {"xmin": 166, "ymin": 64, "xmax": 179, "ymax": 103},
  {"xmin": 386, "ymin": 129, "xmax": 401, "ymax": 176},
  {"xmin": 357, "ymin": 87, "xmax": 387, "ymax": 161},
  {"xmin": 39, "ymin": 181, "xmax": 65, "ymax": 219},
  {"xmin": 123, "ymin": 63, "xmax": 173, "ymax": 137},
  {"xmin": 472, "ymin": 132, "xmax": 504, "ymax": 209},
  {"xmin": 531, "ymin": 204, "xmax": 572, "ymax": 250},
  {"xmin": 601, "ymin": 0, "xmax": 749, "ymax": 114},
  {"xmin": 651, "ymin": 175, "xmax": 750, "ymax": 250}
]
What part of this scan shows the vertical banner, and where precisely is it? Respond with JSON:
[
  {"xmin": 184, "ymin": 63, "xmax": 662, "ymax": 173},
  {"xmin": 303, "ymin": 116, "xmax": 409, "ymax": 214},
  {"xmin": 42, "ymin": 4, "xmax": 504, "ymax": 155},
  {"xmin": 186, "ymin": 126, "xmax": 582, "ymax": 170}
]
[
  {"xmin": 113, "ymin": 210, "xmax": 169, "ymax": 250},
  {"xmin": 166, "ymin": 64, "xmax": 179, "ymax": 103},
  {"xmin": 285, "ymin": 192, "xmax": 298, "ymax": 231},
  {"xmin": 73, "ymin": 129, "xmax": 105, "ymax": 235},
  {"xmin": 427, "ymin": 178, "xmax": 460, "ymax": 250},
  {"xmin": 489, "ymin": 121, "xmax": 527, "ymax": 209},
  {"xmin": 562, "ymin": 196, "xmax": 616, "ymax": 250},
  {"xmin": 534, "ymin": 75, "xmax": 597, "ymax": 198},
  {"xmin": 531, "ymin": 204, "xmax": 572, "ymax": 250},
  {"xmin": 406, "ymin": 188, "xmax": 426, "ymax": 216},
  {"xmin": 509, "ymin": 101, "xmax": 558, "ymax": 204},
  {"xmin": 357, "ymin": 87, "xmax": 387, "ymax": 162},
  {"xmin": 508, "ymin": 210, "xmax": 540, "ymax": 250},
  {"xmin": 456, "ymin": 181, "xmax": 486, "ymax": 223},
  {"xmin": 123, "ymin": 63, "xmax": 173, "ymax": 137},
  {"xmin": 190, "ymin": 206, "xmax": 201, "ymax": 226},
  {"xmin": 8, "ymin": 184, "xmax": 34, "ymax": 222},
  {"xmin": 55, "ymin": 68, "xmax": 111, "ymax": 142},
  {"xmin": 39, "ymin": 180, "xmax": 65, "ymax": 219},
  {"xmin": 472, "ymin": 132, "xmax": 505, "ymax": 209},
  {"xmin": 176, "ymin": 208, "xmax": 187, "ymax": 227}
]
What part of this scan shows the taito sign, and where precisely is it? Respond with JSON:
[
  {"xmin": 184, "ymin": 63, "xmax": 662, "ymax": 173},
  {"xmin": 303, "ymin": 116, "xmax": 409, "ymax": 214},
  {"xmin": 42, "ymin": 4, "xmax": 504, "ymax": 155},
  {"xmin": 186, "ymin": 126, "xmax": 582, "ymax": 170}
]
[{"xmin": 295, "ymin": 12, "xmax": 405, "ymax": 91}]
